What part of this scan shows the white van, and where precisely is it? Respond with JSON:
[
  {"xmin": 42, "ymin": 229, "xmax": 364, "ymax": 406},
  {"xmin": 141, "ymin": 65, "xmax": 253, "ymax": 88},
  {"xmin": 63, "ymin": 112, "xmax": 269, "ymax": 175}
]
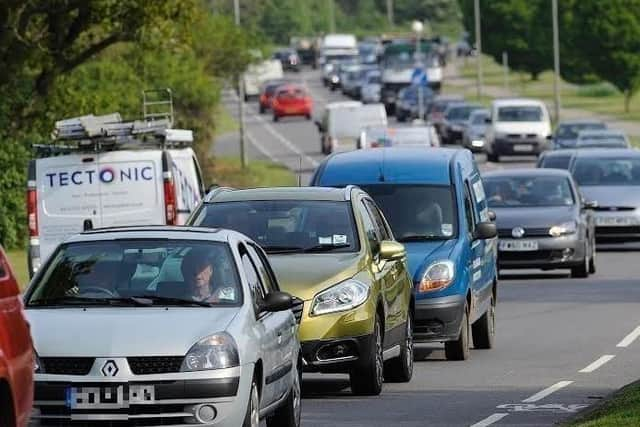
[
  {"xmin": 26, "ymin": 115, "xmax": 205, "ymax": 275},
  {"xmin": 316, "ymin": 102, "xmax": 388, "ymax": 154},
  {"xmin": 485, "ymin": 98, "xmax": 552, "ymax": 162},
  {"xmin": 243, "ymin": 59, "xmax": 284, "ymax": 100}
]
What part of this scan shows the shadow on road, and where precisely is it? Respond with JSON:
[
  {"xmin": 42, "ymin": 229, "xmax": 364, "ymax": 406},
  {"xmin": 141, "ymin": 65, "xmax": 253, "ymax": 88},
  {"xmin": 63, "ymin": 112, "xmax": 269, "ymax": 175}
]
[
  {"xmin": 499, "ymin": 271, "xmax": 570, "ymax": 280},
  {"xmin": 302, "ymin": 377, "xmax": 351, "ymax": 398}
]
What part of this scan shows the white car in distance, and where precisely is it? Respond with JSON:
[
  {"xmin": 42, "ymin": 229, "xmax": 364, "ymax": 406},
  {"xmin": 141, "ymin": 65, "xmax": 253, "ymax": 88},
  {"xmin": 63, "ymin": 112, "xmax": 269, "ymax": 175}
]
[{"xmin": 26, "ymin": 227, "xmax": 301, "ymax": 427}]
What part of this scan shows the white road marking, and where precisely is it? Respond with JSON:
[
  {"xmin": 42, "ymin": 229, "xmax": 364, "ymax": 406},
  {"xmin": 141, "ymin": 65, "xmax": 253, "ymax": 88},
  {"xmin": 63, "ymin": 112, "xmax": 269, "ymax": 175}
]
[
  {"xmin": 245, "ymin": 132, "xmax": 279, "ymax": 163},
  {"xmin": 616, "ymin": 325, "xmax": 640, "ymax": 348},
  {"xmin": 469, "ymin": 413, "xmax": 509, "ymax": 427},
  {"xmin": 522, "ymin": 381, "xmax": 573, "ymax": 403},
  {"xmin": 579, "ymin": 355, "xmax": 616, "ymax": 373}
]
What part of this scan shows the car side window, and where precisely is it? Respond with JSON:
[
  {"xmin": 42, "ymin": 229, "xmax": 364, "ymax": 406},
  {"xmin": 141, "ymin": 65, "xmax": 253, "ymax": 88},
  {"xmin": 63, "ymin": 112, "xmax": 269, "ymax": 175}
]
[
  {"xmin": 463, "ymin": 184, "xmax": 476, "ymax": 235},
  {"xmin": 363, "ymin": 199, "xmax": 391, "ymax": 241},
  {"xmin": 359, "ymin": 201, "xmax": 381, "ymax": 251},
  {"xmin": 192, "ymin": 156, "xmax": 205, "ymax": 197},
  {"xmin": 247, "ymin": 244, "xmax": 279, "ymax": 293},
  {"xmin": 240, "ymin": 245, "xmax": 266, "ymax": 314}
]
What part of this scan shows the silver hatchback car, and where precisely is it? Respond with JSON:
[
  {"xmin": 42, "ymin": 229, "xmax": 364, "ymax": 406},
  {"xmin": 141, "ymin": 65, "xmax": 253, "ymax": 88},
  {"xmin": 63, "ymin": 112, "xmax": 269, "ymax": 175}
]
[{"xmin": 25, "ymin": 227, "xmax": 301, "ymax": 427}]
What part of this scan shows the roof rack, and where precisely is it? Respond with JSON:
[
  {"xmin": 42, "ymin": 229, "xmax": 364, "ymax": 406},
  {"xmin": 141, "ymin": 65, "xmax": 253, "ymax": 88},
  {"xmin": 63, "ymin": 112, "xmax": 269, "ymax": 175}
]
[{"xmin": 143, "ymin": 89, "xmax": 174, "ymax": 126}]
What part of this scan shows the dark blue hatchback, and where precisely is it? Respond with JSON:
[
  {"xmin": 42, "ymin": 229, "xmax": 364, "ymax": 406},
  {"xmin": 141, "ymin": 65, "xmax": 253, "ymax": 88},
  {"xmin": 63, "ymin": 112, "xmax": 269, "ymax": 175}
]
[{"xmin": 311, "ymin": 148, "xmax": 498, "ymax": 360}]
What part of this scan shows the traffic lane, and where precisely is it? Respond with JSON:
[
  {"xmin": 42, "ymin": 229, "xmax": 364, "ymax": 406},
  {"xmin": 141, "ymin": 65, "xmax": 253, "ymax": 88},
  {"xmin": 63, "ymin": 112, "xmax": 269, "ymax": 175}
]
[{"xmin": 301, "ymin": 250, "xmax": 640, "ymax": 427}]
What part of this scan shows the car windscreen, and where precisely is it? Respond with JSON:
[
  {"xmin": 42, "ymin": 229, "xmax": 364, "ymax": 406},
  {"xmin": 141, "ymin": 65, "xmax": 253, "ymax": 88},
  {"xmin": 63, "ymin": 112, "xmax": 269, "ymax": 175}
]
[
  {"xmin": 446, "ymin": 106, "xmax": 478, "ymax": 120},
  {"xmin": 556, "ymin": 123, "xmax": 605, "ymax": 139},
  {"xmin": 497, "ymin": 106, "xmax": 543, "ymax": 122},
  {"xmin": 26, "ymin": 240, "xmax": 242, "ymax": 307},
  {"xmin": 576, "ymin": 139, "xmax": 628, "ymax": 148},
  {"xmin": 572, "ymin": 157, "xmax": 640, "ymax": 186},
  {"xmin": 471, "ymin": 112, "xmax": 489, "ymax": 124},
  {"xmin": 484, "ymin": 176, "xmax": 575, "ymax": 207},
  {"xmin": 540, "ymin": 155, "xmax": 572, "ymax": 170},
  {"xmin": 367, "ymin": 74, "xmax": 381, "ymax": 84},
  {"xmin": 194, "ymin": 201, "xmax": 359, "ymax": 254},
  {"xmin": 357, "ymin": 185, "xmax": 458, "ymax": 241},
  {"xmin": 384, "ymin": 52, "xmax": 414, "ymax": 68}
]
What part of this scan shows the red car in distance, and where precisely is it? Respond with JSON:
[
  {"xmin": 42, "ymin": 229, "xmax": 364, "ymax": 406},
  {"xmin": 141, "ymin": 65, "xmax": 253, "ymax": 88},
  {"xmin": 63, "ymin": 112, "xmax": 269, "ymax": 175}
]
[
  {"xmin": 0, "ymin": 246, "xmax": 33, "ymax": 427},
  {"xmin": 259, "ymin": 79, "xmax": 288, "ymax": 114},
  {"xmin": 271, "ymin": 84, "xmax": 313, "ymax": 122}
]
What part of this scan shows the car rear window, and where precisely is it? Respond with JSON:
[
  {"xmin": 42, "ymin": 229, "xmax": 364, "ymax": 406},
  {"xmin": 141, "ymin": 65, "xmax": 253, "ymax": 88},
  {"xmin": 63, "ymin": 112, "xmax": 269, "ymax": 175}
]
[
  {"xmin": 26, "ymin": 240, "xmax": 242, "ymax": 307},
  {"xmin": 540, "ymin": 155, "xmax": 572, "ymax": 170}
]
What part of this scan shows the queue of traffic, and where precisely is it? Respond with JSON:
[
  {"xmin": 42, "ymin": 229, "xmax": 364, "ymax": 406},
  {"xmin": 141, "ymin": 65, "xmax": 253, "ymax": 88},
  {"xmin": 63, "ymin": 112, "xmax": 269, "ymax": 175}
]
[{"xmin": 2, "ymin": 32, "xmax": 640, "ymax": 427}]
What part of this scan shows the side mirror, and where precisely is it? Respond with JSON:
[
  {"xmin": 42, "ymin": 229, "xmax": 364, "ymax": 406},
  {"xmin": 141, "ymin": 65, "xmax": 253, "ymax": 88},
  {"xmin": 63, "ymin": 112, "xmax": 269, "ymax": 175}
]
[
  {"xmin": 583, "ymin": 200, "xmax": 598, "ymax": 210},
  {"xmin": 484, "ymin": 117, "xmax": 492, "ymax": 124},
  {"xmin": 474, "ymin": 222, "xmax": 497, "ymax": 240},
  {"xmin": 261, "ymin": 291, "xmax": 294, "ymax": 313},
  {"xmin": 379, "ymin": 240, "xmax": 406, "ymax": 261},
  {"xmin": 546, "ymin": 134, "xmax": 553, "ymax": 140},
  {"xmin": 83, "ymin": 219, "xmax": 93, "ymax": 231},
  {"xmin": 487, "ymin": 210, "xmax": 497, "ymax": 221}
]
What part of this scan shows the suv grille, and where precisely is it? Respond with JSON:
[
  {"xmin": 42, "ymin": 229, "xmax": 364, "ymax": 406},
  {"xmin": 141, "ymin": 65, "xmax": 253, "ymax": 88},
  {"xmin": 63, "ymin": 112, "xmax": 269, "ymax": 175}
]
[
  {"xmin": 127, "ymin": 356, "xmax": 184, "ymax": 375},
  {"xmin": 41, "ymin": 357, "xmax": 95, "ymax": 375}
]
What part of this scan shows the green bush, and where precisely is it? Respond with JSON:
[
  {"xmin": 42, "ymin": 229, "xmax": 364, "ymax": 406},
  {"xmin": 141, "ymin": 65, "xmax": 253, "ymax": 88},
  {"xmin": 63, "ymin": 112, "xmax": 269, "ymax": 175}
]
[{"xmin": 576, "ymin": 82, "xmax": 618, "ymax": 98}]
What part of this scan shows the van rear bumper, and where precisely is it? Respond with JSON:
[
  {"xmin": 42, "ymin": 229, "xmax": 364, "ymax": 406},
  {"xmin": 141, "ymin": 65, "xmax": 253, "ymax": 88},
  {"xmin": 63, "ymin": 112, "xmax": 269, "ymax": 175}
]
[{"xmin": 413, "ymin": 294, "xmax": 465, "ymax": 342}]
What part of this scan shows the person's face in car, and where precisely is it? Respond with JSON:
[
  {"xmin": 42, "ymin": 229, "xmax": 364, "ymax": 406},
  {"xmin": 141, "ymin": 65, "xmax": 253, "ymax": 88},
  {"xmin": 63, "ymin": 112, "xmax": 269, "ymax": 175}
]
[{"xmin": 187, "ymin": 261, "xmax": 213, "ymax": 295}]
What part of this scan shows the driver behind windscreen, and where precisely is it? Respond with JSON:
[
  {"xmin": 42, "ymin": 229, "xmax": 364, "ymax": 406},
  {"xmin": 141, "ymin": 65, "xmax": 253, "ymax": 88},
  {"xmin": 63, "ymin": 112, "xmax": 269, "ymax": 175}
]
[{"xmin": 181, "ymin": 248, "xmax": 237, "ymax": 303}]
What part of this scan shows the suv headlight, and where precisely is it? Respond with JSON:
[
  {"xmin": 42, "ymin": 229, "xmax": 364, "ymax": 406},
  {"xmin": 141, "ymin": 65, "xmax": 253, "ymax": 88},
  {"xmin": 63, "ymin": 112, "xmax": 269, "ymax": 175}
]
[
  {"xmin": 310, "ymin": 279, "xmax": 369, "ymax": 316},
  {"xmin": 418, "ymin": 260, "xmax": 455, "ymax": 293},
  {"xmin": 181, "ymin": 333, "xmax": 239, "ymax": 371},
  {"xmin": 549, "ymin": 221, "xmax": 577, "ymax": 237}
]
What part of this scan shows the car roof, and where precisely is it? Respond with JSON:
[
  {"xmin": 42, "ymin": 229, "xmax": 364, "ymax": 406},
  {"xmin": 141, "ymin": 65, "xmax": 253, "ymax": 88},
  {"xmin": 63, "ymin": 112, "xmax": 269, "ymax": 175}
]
[
  {"xmin": 64, "ymin": 226, "xmax": 235, "ymax": 244},
  {"xmin": 317, "ymin": 147, "xmax": 462, "ymax": 186},
  {"xmin": 557, "ymin": 119, "xmax": 605, "ymax": 126},
  {"xmin": 470, "ymin": 108, "xmax": 489, "ymax": 116},
  {"xmin": 491, "ymin": 98, "xmax": 545, "ymax": 107},
  {"xmin": 577, "ymin": 129, "xmax": 626, "ymax": 137},
  {"xmin": 573, "ymin": 148, "xmax": 640, "ymax": 159},
  {"xmin": 207, "ymin": 186, "xmax": 352, "ymax": 203},
  {"xmin": 483, "ymin": 168, "xmax": 573, "ymax": 179},
  {"xmin": 326, "ymin": 101, "xmax": 363, "ymax": 109},
  {"xmin": 434, "ymin": 94, "xmax": 464, "ymax": 102}
]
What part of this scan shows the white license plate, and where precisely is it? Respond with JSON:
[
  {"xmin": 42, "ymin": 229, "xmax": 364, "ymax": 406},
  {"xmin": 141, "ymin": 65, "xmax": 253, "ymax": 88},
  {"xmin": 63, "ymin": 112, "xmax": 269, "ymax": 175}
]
[
  {"xmin": 595, "ymin": 216, "xmax": 634, "ymax": 226},
  {"xmin": 499, "ymin": 240, "xmax": 539, "ymax": 251},
  {"xmin": 513, "ymin": 144, "xmax": 533, "ymax": 152},
  {"xmin": 66, "ymin": 384, "xmax": 155, "ymax": 409}
]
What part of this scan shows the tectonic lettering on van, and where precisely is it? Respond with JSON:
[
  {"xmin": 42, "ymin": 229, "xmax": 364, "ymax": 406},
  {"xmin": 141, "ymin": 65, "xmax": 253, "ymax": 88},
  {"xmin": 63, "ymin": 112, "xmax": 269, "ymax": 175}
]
[{"xmin": 27, "ymin": 148, "xmax": 204, "ymax": 276}]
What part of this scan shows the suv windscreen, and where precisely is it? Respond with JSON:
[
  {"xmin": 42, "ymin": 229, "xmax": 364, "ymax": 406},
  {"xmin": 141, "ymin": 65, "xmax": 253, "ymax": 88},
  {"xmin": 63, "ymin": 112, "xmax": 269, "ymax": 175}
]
[
  {"xmin": 194, "ymin": 201, "xmax": 359, "ymax": 254},
  {"xmin": 471, "ymin": 112, "xmax": 489, "ymax": 125},
  {"xmin": 572, "ymin": 158, "xmax": 640, "ymax": 186},
  {"xmin": 540, "ymin": 155, "xmax": 572, "ymax": 170},
  {"xmin": 484, "ymin": 176, "xmax": 575, "ymax": 207},
  {"xmin": 497, "ymin": 106, "xmax": 543, "ymax": 122},
  {"xmin": 357, "ymin": 185, "xmax": 457, "ymax": 241},
  {"xmin": 26, "ymin": 240, "xmax": 242, "ymax": 307}
]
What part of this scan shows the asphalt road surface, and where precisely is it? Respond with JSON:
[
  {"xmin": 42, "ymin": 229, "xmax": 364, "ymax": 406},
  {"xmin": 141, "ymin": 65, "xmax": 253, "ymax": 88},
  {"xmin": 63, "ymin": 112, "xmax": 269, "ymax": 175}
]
[{"xmin": 219, "ymin": 68, "xmax": 640, "ymax": 427}]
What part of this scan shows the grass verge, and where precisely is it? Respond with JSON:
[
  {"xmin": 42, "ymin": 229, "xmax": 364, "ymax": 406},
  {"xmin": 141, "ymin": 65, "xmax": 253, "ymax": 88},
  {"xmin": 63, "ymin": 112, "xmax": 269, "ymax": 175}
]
[
  {"xmin": 206, "ymin": 156, "xmax": 296, "ymax": 188},
  {"xmin": 214, "ymin": 106, "xmax": 239, "ymax": 136},
  {"xmin": 6, "ymin": 249, "xmax": 29, "ymax": 290},
  {"xmin": 566, "ymin": 381, "xmax": 640, "ymax": 427}
]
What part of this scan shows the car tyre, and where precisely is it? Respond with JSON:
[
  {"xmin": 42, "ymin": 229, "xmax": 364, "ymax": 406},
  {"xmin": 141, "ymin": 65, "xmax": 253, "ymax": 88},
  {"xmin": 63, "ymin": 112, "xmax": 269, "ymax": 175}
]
[
  {"xmin": 266, "ymin": 363, "xmax": 301, "ymax": 427},
  {"xmin": 305, "ymin": 114, "xmax": 312, "ymax": 121},
  {"xmin": 396, "ymin": 112, "xmax": 406, "ymax": 122},
  {"xmin": 273, "ymin": 114, "xmax": 280, "ymax": 122},
  {"xmin": 472, "ymin": 295, "xmax": 495, "ymax": 349},
  {"xmin": 589, "ymin": 239, "xmax": 597, "ymax": 274},
  {"xmin": 487, "ymin": 150, "xmax": 499, "ymax": 163},
  {"xmin": 384, "ymin": 313, "xmax": 414, "ymax": 383},
  {"xmin": 350, "ymin": 314, "xmax": 383, "ymax": 396},
  {"xmin": 259, "ymin": 105, "xmax": 266, "ymax": 114},
  {"xmin": 445, "ymin": 303, "xmax": 470, "ymax": 361},
  {"xmin": 243, "ymin": 377, "xmax": 260, "ymax": 427},
  {"xmin": 571, "ymin": 249, "xmax": 589, "ymax": 278}
]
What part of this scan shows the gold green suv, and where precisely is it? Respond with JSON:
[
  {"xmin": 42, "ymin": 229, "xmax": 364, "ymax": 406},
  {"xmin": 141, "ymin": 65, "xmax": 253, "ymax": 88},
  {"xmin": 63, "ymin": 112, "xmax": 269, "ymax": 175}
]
[{"xmin": 189, "ymin": 186, "xmax": 414, "ymax": 395}]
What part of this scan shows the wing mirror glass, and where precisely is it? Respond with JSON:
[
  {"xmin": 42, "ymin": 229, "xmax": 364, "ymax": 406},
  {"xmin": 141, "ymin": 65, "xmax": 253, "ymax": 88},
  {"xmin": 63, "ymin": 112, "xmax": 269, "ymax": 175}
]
[
  {"xmin": 487, "ymin": 210, "xmax": 497, "ymax": 221},
  {"xmin": 474, "ymin": 222, "xmax": 497, "ymax": 240},
  {"xmin": 260, "ymin": 291, "xmax": 294, "ymax": 313},
  {"xmin": 379, "ymin": 240, "xmax": 406, "ymax": 261}
]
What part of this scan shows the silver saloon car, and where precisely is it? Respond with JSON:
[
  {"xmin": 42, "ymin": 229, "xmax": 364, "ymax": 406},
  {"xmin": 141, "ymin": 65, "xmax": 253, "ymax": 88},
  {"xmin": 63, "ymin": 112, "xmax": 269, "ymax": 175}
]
[
  {"xmin": 484, "ymin": 169, "xmax": 596, "ymax": 278},
  {"xmin": 25, "ymin": 227, "xmax": 301, "ymax": 427}
]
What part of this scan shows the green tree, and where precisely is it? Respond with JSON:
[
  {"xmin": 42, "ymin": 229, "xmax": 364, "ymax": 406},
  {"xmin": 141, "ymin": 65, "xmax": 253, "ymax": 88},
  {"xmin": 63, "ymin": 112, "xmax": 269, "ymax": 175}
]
[{"xmin": 564, "ymin": 0, "xmax": 640, "ymax": 111}]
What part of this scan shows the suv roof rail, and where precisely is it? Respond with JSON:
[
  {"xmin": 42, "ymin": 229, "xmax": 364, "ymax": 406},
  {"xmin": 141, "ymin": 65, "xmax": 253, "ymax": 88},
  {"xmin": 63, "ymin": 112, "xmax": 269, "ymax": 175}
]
[
  {"xmin": 344, "ymin": 184, "xmax": 361, "ymax": 200},
  {"xmin": 204, "ymin": 186, "xmax": 237, "ymax": 203}
]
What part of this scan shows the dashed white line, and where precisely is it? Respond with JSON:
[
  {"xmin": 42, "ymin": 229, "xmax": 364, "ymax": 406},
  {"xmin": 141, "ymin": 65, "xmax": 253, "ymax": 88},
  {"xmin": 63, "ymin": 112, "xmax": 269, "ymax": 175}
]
[
  {"xmin": 522, "ymin": 381, "xmax": 573, "ymax": 403},
  {"xmin": 469, "ymin": 413, "xmax": 509, "ymax": 427},
  {"xmin": 245, "ymin": 131, "xmax": 279, "ymax": 163},
  {"xmin": 579, "ymin": 355, "xmax": 616, "ymax": 373},
  {"xmin": 616, "ymin": 325, "xmax": 640, "ymax": 348}
]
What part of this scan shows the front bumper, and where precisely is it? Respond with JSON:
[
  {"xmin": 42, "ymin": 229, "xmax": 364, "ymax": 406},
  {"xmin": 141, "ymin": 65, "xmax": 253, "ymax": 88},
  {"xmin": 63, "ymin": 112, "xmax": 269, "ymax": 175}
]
[
  {"xmin": 413, "ymin": 294, "xmax": 465, "ymax": 342},
  {"xmin": 301, "ymin": 334, "xmax": 373, "ymax": 373},
  {"xmin": 33, "ymin": 362, "xmax": 250, "ymax": 426},
  {"xmin": 592, "ymin": 211, "xmax": 640, "ymax": 242},
  {"xmin": 498, "ymin": 235, "xmax": 586, "ymax": 269},
  {"xmin": 492, "ymin": 137, "xmax": 547, "ymax": 156}
]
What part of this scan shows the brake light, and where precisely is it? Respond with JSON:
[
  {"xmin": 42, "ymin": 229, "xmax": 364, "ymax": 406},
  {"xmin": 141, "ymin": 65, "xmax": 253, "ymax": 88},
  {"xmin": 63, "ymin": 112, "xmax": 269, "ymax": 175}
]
[
  {"xmin": 163, "ymin": 172, "xmax": 177, "ymax": 225},
  {"xmin": 27, "ymin": 188, "xmax": 38, "ymax": 237}
]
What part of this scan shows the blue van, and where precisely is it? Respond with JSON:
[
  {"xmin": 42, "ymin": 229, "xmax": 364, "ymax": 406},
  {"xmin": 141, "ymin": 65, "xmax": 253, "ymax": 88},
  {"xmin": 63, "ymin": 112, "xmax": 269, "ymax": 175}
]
[{"xmin": 311, "ymin": 148, "xmax": 498, "ymax": 360}]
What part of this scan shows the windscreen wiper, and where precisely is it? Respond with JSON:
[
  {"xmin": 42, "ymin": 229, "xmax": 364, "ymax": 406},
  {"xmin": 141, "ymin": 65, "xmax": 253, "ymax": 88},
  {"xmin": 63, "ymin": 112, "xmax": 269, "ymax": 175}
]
[
  {"xmin": 302, "ymin": 243, "xmax": 351, "ymax": 253},
  {"xmin": 127, "ymin": 295, "xmax": 214, "ymax": 307},
  {"xmin": 28, "ymin": 296, "xmax": 151, "ymax": 307},
  {"xmin": 262, "ymin": 245, "xmax": 306, "ymax": 254},
  {"xmin": 396, "ymin": 234, "xmax": 442, "ymax": 242}
]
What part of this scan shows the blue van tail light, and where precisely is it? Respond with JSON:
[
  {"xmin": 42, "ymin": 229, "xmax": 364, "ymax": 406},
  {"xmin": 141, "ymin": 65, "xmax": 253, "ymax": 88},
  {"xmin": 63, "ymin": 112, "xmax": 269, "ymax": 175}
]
[{"xmin": 419, "ymin": 260, "xmax": 455, "ymax": 292}]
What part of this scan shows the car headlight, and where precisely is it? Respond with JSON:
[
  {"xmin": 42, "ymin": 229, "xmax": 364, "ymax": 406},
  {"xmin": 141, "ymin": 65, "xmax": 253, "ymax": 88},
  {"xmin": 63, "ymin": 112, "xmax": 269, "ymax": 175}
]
[
  {"xmin": 310, "ymin": 279, "xmax": 370, "ymax": 316},
  {"xmin": 418, "ymin": 260, "xmax": 455, "ymax": 293},
  {"xmin": 181, "ymin": 333, "xmax": 239, "ymax": 371},
  {"xmin": 549, "ymin": 221, "xmax": 577, "ymax": 237}
]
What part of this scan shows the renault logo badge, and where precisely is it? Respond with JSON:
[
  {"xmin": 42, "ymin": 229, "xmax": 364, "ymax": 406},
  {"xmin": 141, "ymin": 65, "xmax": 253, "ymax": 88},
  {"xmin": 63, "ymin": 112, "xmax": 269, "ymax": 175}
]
[
  {"xmin": 512, "ymin": 227, "xmax": 525, "ymax": 238},
  {"xmin": 101, "ymin": 360, "xmax": 119, "ymax": 377}
]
